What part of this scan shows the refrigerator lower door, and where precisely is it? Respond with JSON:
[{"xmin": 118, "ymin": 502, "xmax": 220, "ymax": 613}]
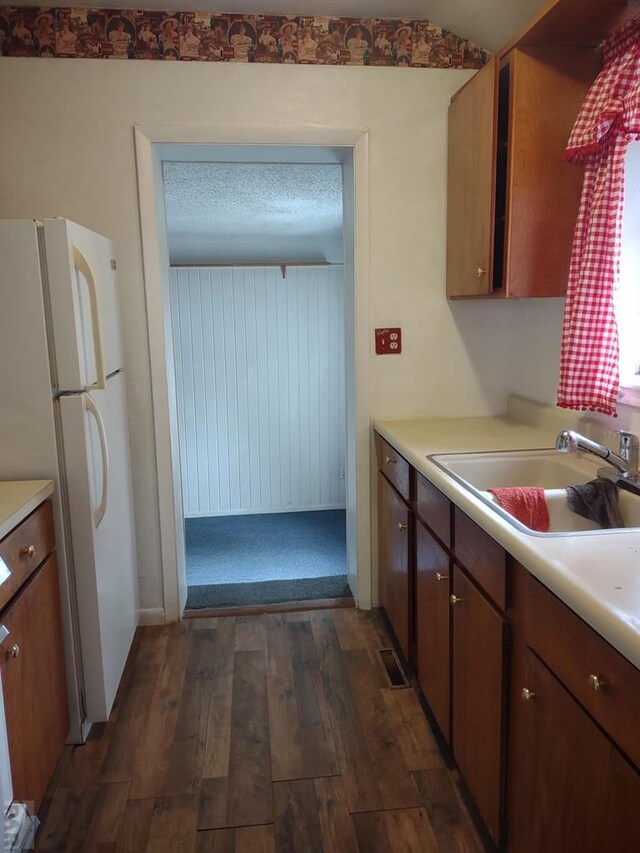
[{"xmin": 59, "ymin": 373, "xmax": 138, "ymax": 722}]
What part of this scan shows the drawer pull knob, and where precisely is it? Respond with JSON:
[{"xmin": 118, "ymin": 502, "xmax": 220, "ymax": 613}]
[
  {"xmin": 588, "ymin": 674, "xmax": 605, "ymax": 693},
  {"xmin": 6, "ymin": 644, "xmax": 20, "ymax": 660},
  {"xmin": 435, "ymin": 572, "xmax": 448, "ymax": 582},
  {"xmin": 476, "ymin": 266, "xmax": 487, "ymax": 278},
  {"xmin": 385, "ymin": 456, "xmax": 397, "ymax": 465},
  {"xmin": 450, "ymin": 594, "xmax": 463, "ymax": 606},
  {"xmin": 521, "ymin": 688, "xmax": 536, "ymax": 703},
  {"xmin": 398, "ymin": 523, "xmax": 408, "ymax": 532},
  {"xmin": 20, "ymin": 545, "xmax": 36, "ymax": 559}
]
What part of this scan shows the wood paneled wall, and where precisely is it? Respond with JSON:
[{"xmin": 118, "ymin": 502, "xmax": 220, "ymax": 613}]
[{"xmin": 169, "ymin": 265, "xmax": 346, "ymax": 517}]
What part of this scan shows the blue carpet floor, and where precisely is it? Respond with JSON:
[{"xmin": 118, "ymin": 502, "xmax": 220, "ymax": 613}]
[{"xmin": 185, "ymin": 509, "xmax": 347, "ymax": 586}]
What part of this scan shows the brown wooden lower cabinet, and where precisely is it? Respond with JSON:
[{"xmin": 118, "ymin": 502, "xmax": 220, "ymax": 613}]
[
  {"xmin": 1, "ymin": 553, "xmax": 69, "ymax": 812},
  {"xmin": 374, "ymin": 433, "xmax": 640, "ymax": 847},
  {"xmin": 415, "ymin": 520, "xmax": 450, "ymax": 741},
  {"xmin": 509, "ymin": 647, "xmax": 640, "ymax": 853},
  {"xmin": 377, "ymin": 473, "xmax": 410, "ymax": 659},
  {"xmin": 451, "ymin": 565, "xmax": 506, "ymax": 846}
]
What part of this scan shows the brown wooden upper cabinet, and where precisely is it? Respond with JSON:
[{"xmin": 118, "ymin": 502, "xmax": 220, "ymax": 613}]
[{"xmin": 447, "ymin": 45, "xmax": 599, "ymax": 299}]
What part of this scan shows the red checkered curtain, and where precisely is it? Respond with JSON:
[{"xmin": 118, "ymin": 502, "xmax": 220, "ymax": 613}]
[{"xmin": 557, "ymin": 18, "xmax": 640, "ymax": 416}]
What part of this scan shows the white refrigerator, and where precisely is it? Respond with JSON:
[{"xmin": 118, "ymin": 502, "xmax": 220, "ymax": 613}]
[{"xmin": 0, "ymin": 218, "xmax": 139, "ymax": 742}]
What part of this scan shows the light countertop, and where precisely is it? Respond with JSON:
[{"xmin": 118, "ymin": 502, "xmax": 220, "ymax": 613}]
[
  {"xmin": 0, "ymin": 480, "xmax": 54, "ymax": 540},
  {"xmin": 374, "ymin": 415, "xmax": 640, "ymax": 671}
]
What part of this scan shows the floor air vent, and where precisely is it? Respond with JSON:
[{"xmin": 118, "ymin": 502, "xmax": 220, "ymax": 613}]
[{"xmin": 376, "ymin": 648, "xmax": 410, "ymax": 689}]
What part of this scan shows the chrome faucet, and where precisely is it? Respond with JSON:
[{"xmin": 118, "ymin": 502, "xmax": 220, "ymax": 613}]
[{"xmin": 555, "ymin": 429, "xmax": 639, "ymax": 481}]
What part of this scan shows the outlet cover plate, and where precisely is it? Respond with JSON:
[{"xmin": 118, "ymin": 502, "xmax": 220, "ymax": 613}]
[{"xmin": 375, "ymin": 327, "xmax": 401, "ymax": 355}]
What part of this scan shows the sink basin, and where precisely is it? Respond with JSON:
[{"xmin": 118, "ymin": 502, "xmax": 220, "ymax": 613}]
[
  {"xmin": 482, "ymin": 487, "xmax": 640, "ymax": 533},
  {"xmin": 429, "ymin": 449, "xmax": 640, "ymax": 536},
  {"xmin": 546, "ymin": 488, "xmax": 640, "ymax": 533},
  {"xmin": 430, "ymin": 449, "xmax": 603, "ymax": 490}
]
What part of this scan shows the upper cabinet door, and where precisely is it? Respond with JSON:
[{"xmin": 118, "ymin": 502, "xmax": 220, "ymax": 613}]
[
  {"xmin": 446, "ymin": 59, "xmax": 496, "ymax": 299},
  {"xmin": 446, "ymin": 47, "xmax": 598, "ymax": 300},
  {"xmin": 44, "ymin": 219, "xmax": 124, "ymax": 391},
  {"xmin": 505, "ymin": 47, "xmax": 600, "ymax": 298}
]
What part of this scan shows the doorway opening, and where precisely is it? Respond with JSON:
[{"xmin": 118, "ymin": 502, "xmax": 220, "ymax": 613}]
[{"xmin": 156, "ymin": 144, "xmax": 354, "ymax": 611}]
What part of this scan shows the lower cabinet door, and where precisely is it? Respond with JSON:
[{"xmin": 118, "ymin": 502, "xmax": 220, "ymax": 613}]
[
  {"xmin": 415, "ymin": 521, "xmax": 450, "ymax": 741},
  {"xmin": 1, "ymin": 554, "xmax": 69, "ymax": 812},
  {"xmin": 509, "ymin": 647, "xmax": 640, "ymax": 853},
  {"xmin": 377, "ymin": 473, "xmax": 410, "ymax": 659},
  {"xmin": 451, "ymin": 565, "xmax": 505, "ymax": 845}
]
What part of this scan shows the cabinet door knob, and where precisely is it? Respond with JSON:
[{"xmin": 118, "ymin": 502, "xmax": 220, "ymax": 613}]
[
  {"xmin": 398, "ymin": 522, "xmax": 408, "ymax": 532},
  {"xmin": 450, "ymin": 594, "xmax": 463, "ymax": 606},
  {"xmin": 588, "ymin": 674, "xmax": 605, "ymax": 693},
  {"xmin": 435, "ymin": 572, "xmax": 448, "ymax": 582},
  {"xmin": 476, "ymin": 266, "xmax": 487, "ymax": 278},
  {"xmin": 20, "ymin": 545, "xmax": 35, "ymax": 559},
  {"xmin": 521, "ymin": 688, "xmax": 536, "ymax": 703},
  {"xmin": 385, "ymin": 456, "xmax": 397, "ymax": 465},
  {"xmin": 6, "ymin": 644, "xmax": 20, "ymax": 660}
]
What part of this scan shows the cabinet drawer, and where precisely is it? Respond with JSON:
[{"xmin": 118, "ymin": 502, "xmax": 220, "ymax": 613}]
[
  {"xmin": 375, "ymin": 433, "xmax": 411, "ymax": 500},
  {"xmin": 525, "ymin": 574, "xmax": 640, "ymax": 770},
  {"xmin": 454, "ymin": 508, "xmax": 506, "ymax": 611},
  {"xmin": 416, "ymin": 473, "xmax": 451, "ymax": 548},
  {"xmin": 0, "ymin": 500, "xmax": 55, "ymax": 611}
]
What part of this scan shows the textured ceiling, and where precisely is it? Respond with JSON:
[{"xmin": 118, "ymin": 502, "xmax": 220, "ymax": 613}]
[
  {"xmin": 8, "ymin": 1, "xmax": 548, "ymax": 50},
  {"xmin": 163, "ymin": 161, "xmax": 344, "ymax": 264}
]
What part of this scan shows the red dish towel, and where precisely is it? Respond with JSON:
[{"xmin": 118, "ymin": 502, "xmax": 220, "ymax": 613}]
[{"xmin": 487, "ymin": 487, "xmax": 550, "ymax": 532}]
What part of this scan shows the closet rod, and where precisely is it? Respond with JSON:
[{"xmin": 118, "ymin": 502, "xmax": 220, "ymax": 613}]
[{"xmin": 171, "ymin": 261, "xmax": 332, "ymax": 268}]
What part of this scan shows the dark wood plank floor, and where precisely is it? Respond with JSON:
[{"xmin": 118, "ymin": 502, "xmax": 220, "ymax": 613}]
[{"xmin": 37, "ymin": 608, "xmax": 484, "ymax": 852}]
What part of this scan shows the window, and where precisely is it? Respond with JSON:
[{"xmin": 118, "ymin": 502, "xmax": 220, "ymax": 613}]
[{"xmin": 617, "ymin": 139, "xmax": 640, "ymax": 400}]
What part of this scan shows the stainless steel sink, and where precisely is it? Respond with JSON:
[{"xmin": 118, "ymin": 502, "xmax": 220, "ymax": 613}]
[
  {"xmin": 429, "ymin": 449, "xmax": 640, "ymax": 536},
  {"xmin": 431, "ymin": 449, "xmax": 602, "ymax": 490}
]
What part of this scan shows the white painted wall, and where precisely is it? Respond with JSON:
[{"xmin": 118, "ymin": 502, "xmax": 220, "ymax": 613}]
[
  {"xmin": 0, "ymin": 59, "xmax": 567, "ymax": 613},
  {"xmin": 169, "ymin": 265, "xmax": 346, "ymax": 516}
]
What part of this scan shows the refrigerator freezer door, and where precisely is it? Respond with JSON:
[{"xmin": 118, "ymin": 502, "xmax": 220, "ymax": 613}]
[
  {"xmin": 59, "ymin": 374, "xmax": 138, "ymax": 722},
  {"xmin": 43, "ymin": 219, "xmax": 124, "ymax": 391}
]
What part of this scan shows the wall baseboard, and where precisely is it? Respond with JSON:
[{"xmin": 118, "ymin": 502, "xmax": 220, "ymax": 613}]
[
  {"xmin": 185, "ymin": 504, "xmax": 347, "ymax": 519},
  {"xmin": 138, "ymin": 607, "xmax": 166, "ymax": 626}
]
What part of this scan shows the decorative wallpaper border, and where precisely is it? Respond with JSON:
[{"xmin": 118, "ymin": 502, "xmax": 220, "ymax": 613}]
[{"xmin": 0, "ymin": 7, "xmax": 489, "ymax": 68}]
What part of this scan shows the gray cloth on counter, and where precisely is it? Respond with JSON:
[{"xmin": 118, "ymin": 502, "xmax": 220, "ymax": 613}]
[{"xmin": 565, "ymin": 478, "xmax": 624, "ymax": 529}]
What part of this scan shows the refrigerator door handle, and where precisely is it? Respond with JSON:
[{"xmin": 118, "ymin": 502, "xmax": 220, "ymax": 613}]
[
  {"xmin": 83, "ymin": 394, "xmax": 109, "ymax": 527},
  {"xmin": 72, "ymin": 244, "xmax": 107, "ymax": 390}
]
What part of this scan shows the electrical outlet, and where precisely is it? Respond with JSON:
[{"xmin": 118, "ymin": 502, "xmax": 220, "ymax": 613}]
[{"xmin": 375, "ymin": 327, "xmax": 402, "ymax": 354}]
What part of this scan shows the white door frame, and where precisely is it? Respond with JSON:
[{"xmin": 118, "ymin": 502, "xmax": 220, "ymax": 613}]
[{"xmin": 134, "ymin": 124, "xmax": 371, "ymax": 622}]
